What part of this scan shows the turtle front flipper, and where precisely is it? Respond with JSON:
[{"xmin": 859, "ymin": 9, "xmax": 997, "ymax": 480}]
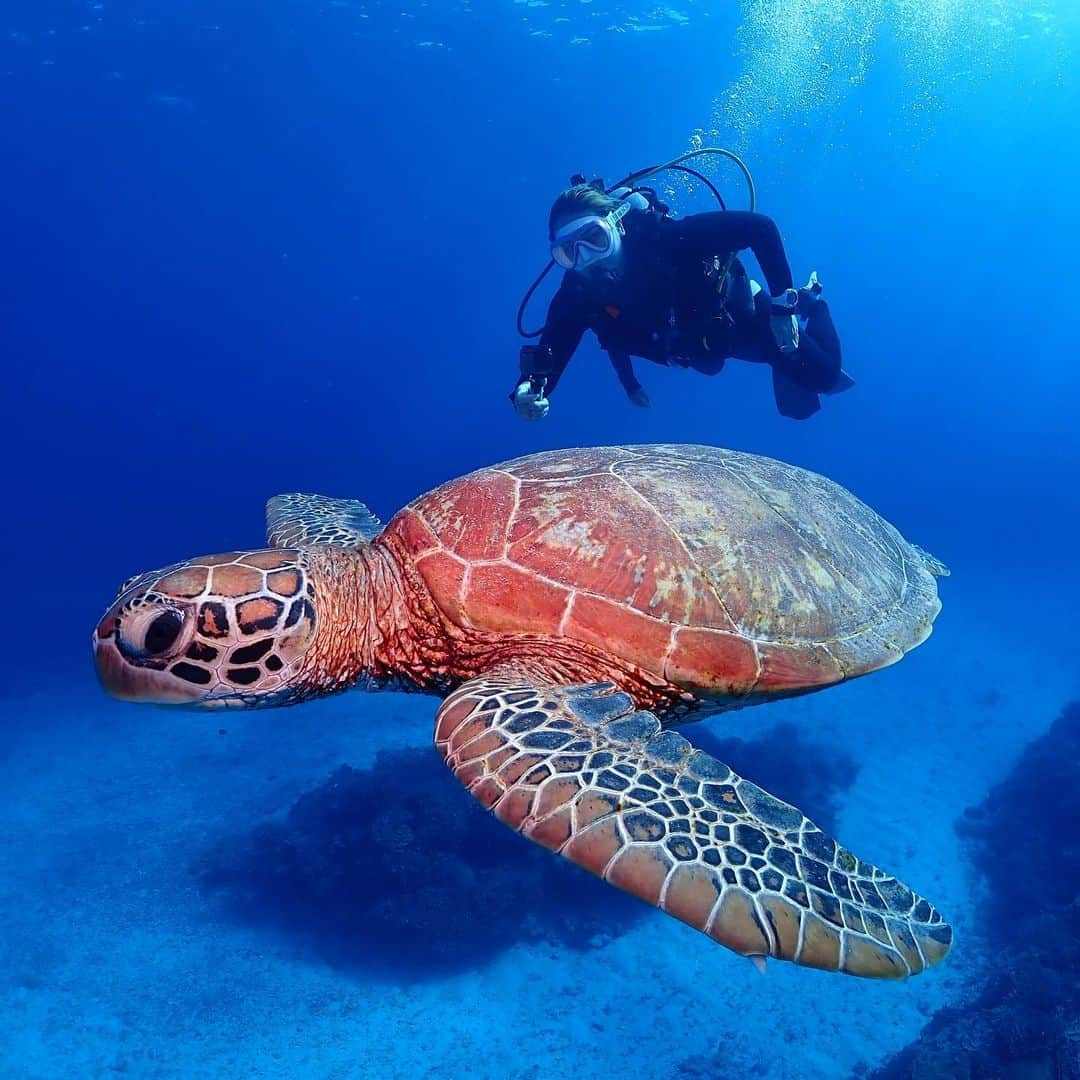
[
  {"xmin": 266, "ymin": 493, "xmax": 383, "ymax": 547},
  {"xmin": 435, "ymin": 675, "xmax": 952, "ymax": 979}
]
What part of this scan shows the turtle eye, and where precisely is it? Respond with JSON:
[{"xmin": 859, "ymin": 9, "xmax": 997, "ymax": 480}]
[
  {"xmin": 144, "ymin": 609, "xmax": 184, "ymax": 655},
  {"xmin": 116, "ymin": 602, "xmax": 192, "ymax": 663}
]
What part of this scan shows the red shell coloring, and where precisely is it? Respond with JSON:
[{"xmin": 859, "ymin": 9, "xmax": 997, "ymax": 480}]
[{"xmin": 385, "ymin": 445, "xmax": 942, "ymax": 702}]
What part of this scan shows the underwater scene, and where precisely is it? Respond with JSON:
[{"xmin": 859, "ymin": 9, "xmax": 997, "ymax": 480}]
[{"xmin": 3, "ymin": 0, "xmax": 1079, "ymax": 1077}]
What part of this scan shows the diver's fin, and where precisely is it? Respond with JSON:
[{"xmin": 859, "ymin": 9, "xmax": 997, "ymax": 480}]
[
  {"xmin": 824, "ymin": 370, "xmax": 856, "ymax": 395},
  {"xmin": 265, "ymin": 493, "xmax": 382, "ymax": 548},
  {"xmin": 772, "ymin": 369, "xmax": 821, "ymax": 420}
]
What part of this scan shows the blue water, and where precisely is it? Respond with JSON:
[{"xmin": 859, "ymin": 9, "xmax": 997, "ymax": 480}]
[{"xmin": 3, "ymin": 2, "xmax": 1079, "ymax": 1077}]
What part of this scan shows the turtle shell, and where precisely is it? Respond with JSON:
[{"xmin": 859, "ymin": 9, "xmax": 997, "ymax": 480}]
[{"xmin": 386, "ymin": 445, "xmax": 943, "ymax": 701}]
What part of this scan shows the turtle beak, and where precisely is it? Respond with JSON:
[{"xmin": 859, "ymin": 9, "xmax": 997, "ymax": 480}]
[
  {"xmin": 91, "ymin": 635, "xmax": 134, "ymax": 700},
  {"xmin": 91, "ymin": 612, "xmax": 204, "ymax": 705}
]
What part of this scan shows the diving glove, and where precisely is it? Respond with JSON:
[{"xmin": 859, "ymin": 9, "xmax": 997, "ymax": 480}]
[
  {"xmin": 512, "ymin": 378, "xmax": 550, "ymax": 421},
  {"xmin": 769, "ymin": 288, "xmax": 800, "ymax": 354}
]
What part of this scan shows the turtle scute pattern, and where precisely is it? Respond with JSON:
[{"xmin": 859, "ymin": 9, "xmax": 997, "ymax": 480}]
[
  {"xmin": 436, "ymin": 675, "xmax": 952, "ymax": 978},
  {"xmin": 398, "ymin": 444, "xmax": 944, "ymax": 699},
  {"xmin": 95, "ymin": 550, "xmax": 317, "ymax": 698}
]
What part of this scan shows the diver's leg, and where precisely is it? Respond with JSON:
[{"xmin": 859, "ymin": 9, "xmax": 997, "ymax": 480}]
[
  {"xmin": 735, "ymin": 301, "xmax": 824, "ymax": 416},
  {"xmin": 802, "ymin": 295, "xmax": 841, "ymax": 361},
  {"xmin": 693, "ymin": 323, "xmax": 733, "ymax": 376},
  {"xmin": 779, "ymin": 298, "xmax": 842, "ymax": 392},
  {"xmin": 688, "ymin": 354, "xmax": 727, "ymax": 376}
]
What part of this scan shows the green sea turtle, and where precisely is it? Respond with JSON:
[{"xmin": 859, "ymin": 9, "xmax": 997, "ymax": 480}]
[{"xmin": 93, "ymin": 444, "xmax": 952, "ymax": 979}]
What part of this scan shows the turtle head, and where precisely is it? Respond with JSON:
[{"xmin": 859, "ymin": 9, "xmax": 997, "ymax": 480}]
[{"xmin": 93, "ymin": 549, "xmax": 319, "ymax": 707}]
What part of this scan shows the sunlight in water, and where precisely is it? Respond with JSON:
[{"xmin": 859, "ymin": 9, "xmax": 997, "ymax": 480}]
[{"xmin": 707, "ymin": 0, "xmax": 1062, "ymax": 146}]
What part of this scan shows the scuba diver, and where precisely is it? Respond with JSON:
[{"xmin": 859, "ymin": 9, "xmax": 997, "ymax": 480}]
[{"xmin": 511, "ymin": 149, "xmax": 853, "ymax": 421}]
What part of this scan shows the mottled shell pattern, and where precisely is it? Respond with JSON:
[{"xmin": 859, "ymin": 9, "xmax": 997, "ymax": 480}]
[{"xmin": 387, "ymin": 444, "xmax": 943, "ymax": 702}]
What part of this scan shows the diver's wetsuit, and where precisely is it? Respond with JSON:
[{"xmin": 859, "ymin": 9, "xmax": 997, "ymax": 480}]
[{"xmin": 521, "ymin": 209, "xmax": 844, "ymax": 418}]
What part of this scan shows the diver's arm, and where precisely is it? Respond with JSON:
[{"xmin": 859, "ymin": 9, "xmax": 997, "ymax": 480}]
[
  {"xmin": 521, "ymin": 283, "xmax": 588, "ymax": 396},
  {"xmin": 608, "ymin": 351, "xmax": 650, "ymax": 407},
  {"xmin": 673, "ymin": 211, "xmax": 794, "ymax": 296}
]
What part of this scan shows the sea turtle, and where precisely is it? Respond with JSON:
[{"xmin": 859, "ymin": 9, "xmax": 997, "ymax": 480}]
[{"xmin": 93, "ymin": 444, "xmax": 952, "ymax": 979}]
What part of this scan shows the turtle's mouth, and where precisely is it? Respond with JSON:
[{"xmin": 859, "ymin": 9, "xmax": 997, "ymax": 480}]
[
  {"xmin": 92, "ymin": 590, "xmax": 210, "ymax": 704},
  {"xmin": 92, "ymin": 632, "xmax": 211, "ymax": 705},
  {"xmin": 92, "ymin": 549, "xmax": 321, "ymax": 708}
]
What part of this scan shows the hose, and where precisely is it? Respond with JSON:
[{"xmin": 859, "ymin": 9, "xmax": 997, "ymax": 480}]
[{"xmin": 517, "ymin": 147, "xmax": 755, "ymax": 338}]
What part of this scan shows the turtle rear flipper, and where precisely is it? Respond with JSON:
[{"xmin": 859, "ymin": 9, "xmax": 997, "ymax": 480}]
[
  {"xmin": 266, "ymin": 493, "xmax": 382, "ymax": 547},
  {"xmin": 435, "ymin": 674, "xmax": 952, "ymax": 979},
  {"xmin": 912, "ymin": 544, "xmax": 950, "ymax": 578}
]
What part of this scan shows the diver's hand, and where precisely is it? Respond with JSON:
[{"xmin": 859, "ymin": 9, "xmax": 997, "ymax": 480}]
[
  {"xmin": 770, "ymin": 289, "xmax": 800, "ymax": 354},
  {"xmin": 629, "ymin": 386, "xmax": 651, "ymax": 408},
  {"xmin": 512, "ymin": 380, "xmax": 550, "ymax": 421}
]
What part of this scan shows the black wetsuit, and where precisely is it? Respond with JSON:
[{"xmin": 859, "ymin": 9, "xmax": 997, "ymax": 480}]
[{"xmin": 520, "ymin": 209, "xmax": 844, "ymax": 418}]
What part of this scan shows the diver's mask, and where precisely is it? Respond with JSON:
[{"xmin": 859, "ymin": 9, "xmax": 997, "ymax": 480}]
[{"xmin": 550, "ymin": 199, "xmax": 633, "ymax": 272}]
